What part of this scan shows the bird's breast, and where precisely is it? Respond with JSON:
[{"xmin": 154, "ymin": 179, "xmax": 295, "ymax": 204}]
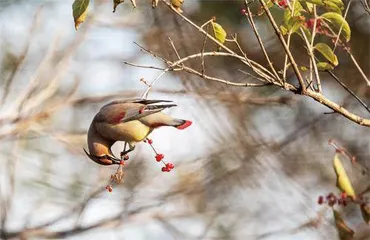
[{"xmin": 96, "ymin": 120, "xmax": 151, "ymax": 142}]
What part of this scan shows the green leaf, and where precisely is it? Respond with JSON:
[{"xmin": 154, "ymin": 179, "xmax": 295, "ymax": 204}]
[
  {"xmin": 300, "ymin": 66, "xmax": 308, "ymax": 71},
  {"xmin": 290, "ymin": 20, "xmax": 303, "ymax": 33},
  {"xmin": 211, "ymin": 22, "xmax": 227, "ymax": 44},
  {"xmin": 304, "ymin": 2, "xmax": 314, "ymax": 13},
  {"xmin": 314, "ymin": 43, "xmax": 338, "ymax": 66},
  {"xmin": 72, "ymin": 0, "xmax": 89, "ymax": 30},
  {"xmin": 304, "ymin": 0, "xmax": 325, "ymax": 5},
  {"xmin": 317, "ymin": 62, "xmax": 334, "ymax": 71},
  {"xmin": 113, "ymin": 0, "xmax": 124, "ymax": 13},
  {"xmin": 325, "ymin": 0, "xmax": 344, "ymax": 8},
  {"xmin": 333, "ymin": 209, "xmax": 355, "ymax": 240},
  {"xmin": 283, "ymin": 1, "xmax": 303, "ymax": 24},
  {"xmin": 323, "ymin": 1, "xmax": 343, "ymax": 14},
  {"xmin": 280, "ymin": 25, "xmax": 288, "ymax": 35},
  {"xmin": 320, "ymin": 12, "xmax": 351, "ymax": 42},
  {"xmin": 297, "ymin": 27, "xmax": 312, "ymax": 42},
  {"xmin": 333, "ymin": 154, "xmax": 356, "ymax": 198}
]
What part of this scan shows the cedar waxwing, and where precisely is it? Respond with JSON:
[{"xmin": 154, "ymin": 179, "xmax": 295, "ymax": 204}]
[{"xmin": 84, "ymin": 99, "xmax": 192, "ymax": 165}]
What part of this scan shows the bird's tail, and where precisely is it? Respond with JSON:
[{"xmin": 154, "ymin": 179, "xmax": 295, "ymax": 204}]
[{"xmin": 170, "ymin": 119, "xmax": 193, "ymax": 130}]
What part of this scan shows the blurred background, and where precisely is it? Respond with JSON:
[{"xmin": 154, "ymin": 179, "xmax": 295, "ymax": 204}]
[{"xmin": 0, "ymin": 0, "xmax": 370, "ymax": 239}]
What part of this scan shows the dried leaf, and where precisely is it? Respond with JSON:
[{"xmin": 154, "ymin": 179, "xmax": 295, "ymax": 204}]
[
  {"xmin": 333, "ymin": 209, "xmax": 355, "ymax": 240},
  {"xmin": 113, "ymin": 0, "xmax": 124, "ymax": 13},
  {"xmin": 72, "ymin": 0, "xmax": 89, "ymax": 30},
  {"xmin": 152, "ymin": 0, "xmax": 159, "ymax": 8},
  {"xmin": 361, "ymin": 204, "xmax": 370, "ymax": 225},
  {"xmin": 333, "ymin": 154, "xmax": 356, "ymax": 198}
]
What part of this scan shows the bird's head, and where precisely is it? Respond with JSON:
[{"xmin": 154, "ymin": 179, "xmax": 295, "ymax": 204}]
[{"xmin": 83, "ymin": 148, "xmax": 121, "ymax": 165}]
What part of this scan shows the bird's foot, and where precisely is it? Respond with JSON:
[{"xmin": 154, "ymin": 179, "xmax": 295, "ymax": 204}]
[
  {"xmin": 106, "ymin": 155, "xmax": 123, "ymax": 165},
  {"xmin": 120, "ymin": 145, "xmax": 135, "ymax": 160},
  {"xmin": 120, "ymin": 152, "xmax": 130, "ymax": 161}
]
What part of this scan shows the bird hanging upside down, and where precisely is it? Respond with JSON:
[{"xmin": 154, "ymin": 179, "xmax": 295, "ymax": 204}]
[{"xmin": 84, "ymin": 99, "xmax": 192, "ymax": 165}]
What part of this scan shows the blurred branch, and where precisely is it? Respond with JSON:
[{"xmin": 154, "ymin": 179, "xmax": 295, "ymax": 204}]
[
  {"xmin": 0, "ymin": 7, "xmax": 41, "ymax": 108},
  {"xmin": 362, "ymin": 0, "xmax": 370, "ymax": 14}
]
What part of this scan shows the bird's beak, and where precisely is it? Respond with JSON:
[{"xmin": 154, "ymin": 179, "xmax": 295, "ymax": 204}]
[{"xmin": 83, "ymin": 148, "xmax": 120, "ymax": 165}]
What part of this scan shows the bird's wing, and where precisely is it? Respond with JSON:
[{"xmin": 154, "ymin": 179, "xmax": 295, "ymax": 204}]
[
  {"xmin": 95, "ymin": 101, "xmax": 177, "ymax": 124},
  {"xmin": 101, "ymin": 99, "xmax": 173, "ymax": 109}
]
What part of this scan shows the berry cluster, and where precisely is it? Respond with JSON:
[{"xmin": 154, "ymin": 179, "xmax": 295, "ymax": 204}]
[
  {"xmin": 144, "ymin": 138, "xmax": 175, "ymax": 172},
  {"xmin": 318, "ymin": 192, "xmax": 350, "ymax": 207},
  {"xmin": 304, "ymin": 18, "xmax": 321, "ymax": 30},
  {"xmin": 303, "ymin": 18, "xmax": 329, "ymax": 35},
  {"xmin": 318, "ymin": 192, "xmax": 369, "ymax": 207}
]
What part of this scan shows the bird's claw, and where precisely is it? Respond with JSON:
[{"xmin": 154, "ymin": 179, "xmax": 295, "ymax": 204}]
[{"xmin": 120, "ymin": 145, "xmax": 136, "ymax": 158}]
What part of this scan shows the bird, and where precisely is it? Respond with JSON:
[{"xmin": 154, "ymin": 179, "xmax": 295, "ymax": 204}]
[{"xmin": 84, "ymin": 99, "xmax": 192, "ymax": 165}]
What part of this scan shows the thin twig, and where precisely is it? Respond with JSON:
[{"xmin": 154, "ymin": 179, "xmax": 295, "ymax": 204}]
[
  {"xmin": 159, "ymin": 0, "xmax": 276, "ymax": 81},
  {"xmin": 333, "ymin": 0, "xmax": 352, "ymax": 52},
  {"xmin": 168, "ymin": 37, "xmax": 182, "ymax": 61},
  {"xmin": 123, "ymin": 61, "xmax": 166, "ymax": 71},
  {"xmin": 309, "ymin": 5, "xmax": 322, "ymax": 92},
  {"xmin": 258, "ymin": 0, "xmax": 306, "ymax": 92},
  {"xmin": 244, "ymin": 3, "xmax": 281, "ymax": 84},
  {"xmin": 200, "ymin": 24, "xmax": 209, "ymax": 75},
  {"xmin": 326, "ymin": 70, "xmax": 370, "ymax": 114}
]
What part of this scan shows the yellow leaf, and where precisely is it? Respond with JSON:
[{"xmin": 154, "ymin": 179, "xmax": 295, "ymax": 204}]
[
  {"xmin": 317, "ymin": 62, "xmax": 334, "ymax": 71},
  {"xmin": 333, "ymin": 154, "xmax": 356, "ymax": 198},
  {"xmin": 171, "ymin": 0, "xmax": 184, "ymax": 12},
  {"xmin": 333, "ymin": 209, "xmax": 355, "ymax": 240},
  {"xmin": 211, "ymin": 22, "xmax": 227, "ymax": 44},
  {"xmin": 72, "ymin": 0, "xmax": 89, "ymax": 30}
]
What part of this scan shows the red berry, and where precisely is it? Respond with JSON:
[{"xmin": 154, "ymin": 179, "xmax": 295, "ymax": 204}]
[
  {"xmin": 328, "ymin": 196, "xmax": 337, "ymax": 207},
  {"xmin": 340, "ymin": 192, "xmax": 347, "ymax": 200},
  {"xmin": 161, "ymin": 167, "xmax": 168, "ymax": 172},
  {"xmin": 123, "ymin": 155, "xmax": 129, "ymax": 161},
  {"xmin": 148, "ymin": 139, "xmax": 153, "ymax": 144},
  {"xmin": 278, "ymin": 0, "xmax": 288, "ymax": 8},
  {"xmin": 166, "ymin": 163, "xmax": 174, "ymax": 170},
  {"xmin": 317, "ymin": 196, "xmax": 324, "ymax": 205},
  {"xmin": 106, "ymin": 185, "xmax": 113, "ymax": 192},
  {"xmin": 326, "ymin": 192, "xmax": 335, "ymax": 199},
  {"xmin": 155, "ymin": 154, "xmax": 164, "ymax": 162},
  {"xmin": 241, "ymin": 8, "xmax": 246, "ymax": 15},
  {"xmin": 119, "ymin": 160, "xmax": 124, "ymax": 165}
]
